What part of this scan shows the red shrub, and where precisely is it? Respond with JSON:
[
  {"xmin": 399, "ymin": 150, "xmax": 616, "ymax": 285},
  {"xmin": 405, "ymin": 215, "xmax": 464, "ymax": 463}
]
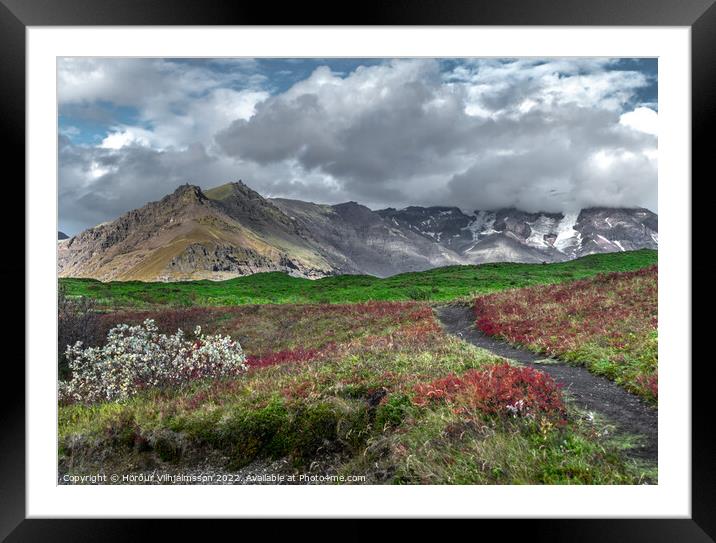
[
  {"xmin": 473, "ymin": 266, "xmax": 658, "ymax": 358},
  {"xmin": 245, "ymin": 345, "xmax": 335, "ymax": 369},
  {"xmin": 413, "ymin": 363, "xmax": 566, "ymax": 423}
]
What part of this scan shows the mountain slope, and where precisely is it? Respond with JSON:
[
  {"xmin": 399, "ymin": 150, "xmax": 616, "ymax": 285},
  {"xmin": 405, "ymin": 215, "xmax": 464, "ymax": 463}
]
[
  {"xmin": 60, "ymin": 249, "xmax": 659, "ymax": 306},
  {"xmin": 58, "ymin": 183, "xmax": 333, "ymax": 281},
  {"xmin": 59, "ymin": 181, "xmax": 658, "ymax": 282},
  {"xmin": 379, "ymin": 206, "xmax": 658, "ymax": 263},
  {"xmin": 271, "ymin": 199, "xmax": 462, "ymax": 277},
  {"xmin": 58, "ymin": 181, "xmax": 463, "ymax": 281}
]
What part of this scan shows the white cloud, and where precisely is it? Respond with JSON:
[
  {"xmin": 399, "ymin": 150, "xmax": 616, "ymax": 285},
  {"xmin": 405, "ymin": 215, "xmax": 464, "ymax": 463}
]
[
  {"xmin": 447, "ymin": 59, "xmax": 650, "ymax": 114},
  {"xmin": 59, "ymin": 58, "xmax": 269, "ymax": 151},
  {"xmin": 58, "ymin": 58, "xmax": 254, "ymax": 107},
  {"xmin": 619, "ymin": 106, "xmax": 658, "ymax": 136},
  {"xmin": 94, "ymin": 88, "xmax": 268, "ymax": 153},
  {"xmin": 100, "ymin": 127, "xmax": 158, "ymax": 150}
]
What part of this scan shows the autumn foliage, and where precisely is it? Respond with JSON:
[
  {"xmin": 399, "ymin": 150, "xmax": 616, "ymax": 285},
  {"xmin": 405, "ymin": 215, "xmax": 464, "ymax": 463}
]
[
  {"xmin": 413, "ymin": 362, "xmax": 566, "ymax": 423},
  {"xmin": 474, "ymin": 266, "xmax": 658, "ymax": 401}
]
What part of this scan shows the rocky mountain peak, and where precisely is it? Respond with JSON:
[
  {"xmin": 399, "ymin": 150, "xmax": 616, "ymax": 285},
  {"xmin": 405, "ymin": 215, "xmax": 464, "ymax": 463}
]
[
  {"xmin": 204, "ymin": 180, "xmax": 258, "ymax": 201},
  {"xmin": 204, "ymin": 181, "xmax": 301, "ymax": 233},
  {"xmin": 169, "ymin": 183, "xmax": 207, "ymax": 205}
]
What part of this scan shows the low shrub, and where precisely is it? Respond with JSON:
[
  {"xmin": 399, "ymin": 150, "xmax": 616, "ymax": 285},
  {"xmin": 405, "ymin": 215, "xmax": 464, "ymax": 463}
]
[
  {"xmin": 59, "ymin": 319, "xmax": 247, "ymax": 404},
  {"xmin": 206, "ymin": 398, "xmax": 369, "ymax": 469},
  {"xmin": 413, "ymin": 362, "xmax": 566, "ymax": 423},
  {"xmin": 635, "ymin": 373, "xmax": 658, "ymax": 402}
]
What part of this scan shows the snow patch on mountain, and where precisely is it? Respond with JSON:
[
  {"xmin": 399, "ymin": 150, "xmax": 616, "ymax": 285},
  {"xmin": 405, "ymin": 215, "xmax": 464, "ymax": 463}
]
[
  {"xmin": 597, "ymin": 234, "xmax": 617, "ymax": 247},
  {"xmin": 526, "ymin": 215, "xmax": 560, "ymax": 248},
  {"xmin": 465, "ymin": 211, "xmax": 497, "ymax": 240},
  {"xmin": 554, "ymin": 211, "xmax": 582, "ymax": 254}
]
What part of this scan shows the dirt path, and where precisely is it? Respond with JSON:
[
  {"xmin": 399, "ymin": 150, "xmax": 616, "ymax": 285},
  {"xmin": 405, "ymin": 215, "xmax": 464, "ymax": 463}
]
[{"xmin": 434, "ymin": 304, "xmax": 658, "ymax": 463}]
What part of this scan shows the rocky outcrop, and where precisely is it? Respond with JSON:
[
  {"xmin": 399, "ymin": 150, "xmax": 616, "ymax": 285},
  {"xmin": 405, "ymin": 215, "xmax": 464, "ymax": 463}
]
[{"xmin": 574, "ymin": 207, "xmax": 658, "ymax": 256}]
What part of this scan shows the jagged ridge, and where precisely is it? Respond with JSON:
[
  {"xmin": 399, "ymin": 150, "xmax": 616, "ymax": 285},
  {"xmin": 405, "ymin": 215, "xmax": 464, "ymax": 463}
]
[{"xmin": 58, "ymin": 181, "xmax": 658, "ymax": 282}]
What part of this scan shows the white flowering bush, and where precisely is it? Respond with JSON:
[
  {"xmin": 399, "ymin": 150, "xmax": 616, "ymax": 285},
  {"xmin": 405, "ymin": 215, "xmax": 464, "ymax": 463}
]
[{"xmin": 59, "ymin": 319, "xmax": 247, "ymax": 404}]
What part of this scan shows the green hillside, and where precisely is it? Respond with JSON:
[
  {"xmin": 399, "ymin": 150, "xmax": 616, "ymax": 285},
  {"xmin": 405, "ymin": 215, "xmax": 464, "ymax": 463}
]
[{"xmin": 60, "ymin": 249, "xmax": 657, "ymax": 308}]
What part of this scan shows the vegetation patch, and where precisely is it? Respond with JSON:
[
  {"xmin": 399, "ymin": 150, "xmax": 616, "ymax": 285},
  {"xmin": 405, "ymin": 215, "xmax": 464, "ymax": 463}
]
[
  {"xmin": 59, "ymin": 299, "xmax": 655, "ymax": 484},
  {"xmin": 474, "ymin": 265, "xmax": 658, "ymax": 402},
  {"xmin": 93, "ymin": 301, "xmax": 431, "ymax": 358},
  {"xmin": 60, "ymin": 319, "xmax": 246, "ymax": 404},
  {"xmin": 412, "ymin": 362, "xmax": 567, "ymax": 423}
]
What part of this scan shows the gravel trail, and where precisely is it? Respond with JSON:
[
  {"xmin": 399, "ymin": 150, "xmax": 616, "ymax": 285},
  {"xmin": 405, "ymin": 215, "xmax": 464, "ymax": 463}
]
[{"xmin": 435, "ymin": 304, "xmax": 658, "ymax": 462}]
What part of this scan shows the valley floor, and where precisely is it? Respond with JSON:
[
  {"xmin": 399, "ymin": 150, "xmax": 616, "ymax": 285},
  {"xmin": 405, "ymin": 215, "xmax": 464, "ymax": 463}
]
[
  {"xmin": 60, "ymin": 249, "xmax": 657, "ymax": 307},
  {"xmin": 58, "ymin": 251, "xmax": 658, "ymax": 485}
]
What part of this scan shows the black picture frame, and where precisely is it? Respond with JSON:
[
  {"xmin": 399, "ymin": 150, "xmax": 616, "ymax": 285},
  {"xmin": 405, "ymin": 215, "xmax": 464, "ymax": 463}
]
[{"xmin": 2, "ymin": 0, "xmax": 708, "ymax": 539}]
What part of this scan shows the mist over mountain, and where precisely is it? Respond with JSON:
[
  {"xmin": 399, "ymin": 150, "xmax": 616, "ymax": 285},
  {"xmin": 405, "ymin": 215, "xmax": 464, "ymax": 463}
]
[{"xmin": 58, "ymin": 181, "xmax": 657, "ymax": 282}]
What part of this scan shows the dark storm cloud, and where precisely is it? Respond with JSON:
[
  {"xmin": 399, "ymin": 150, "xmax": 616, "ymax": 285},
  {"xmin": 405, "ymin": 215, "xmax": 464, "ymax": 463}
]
[
  {"xmin": 215, "ymin": 59, "xmax": 656, "ymax": 213},
  {"xmin": 58, "ymin": 142, "xmax": 238, "ymax": 234},
  {"xmin": 59, "ymin": 58, "xmax": 658, "ymax": 234},
  {"xmin": 215, "ymin": 62, "xmax": 474, "ymax": 190}
]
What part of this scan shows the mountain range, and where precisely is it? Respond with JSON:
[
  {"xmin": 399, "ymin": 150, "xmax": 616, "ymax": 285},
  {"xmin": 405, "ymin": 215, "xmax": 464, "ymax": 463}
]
[{"xmin": 58, "ymin": 181, "xmax": 658, "ymax": 281}]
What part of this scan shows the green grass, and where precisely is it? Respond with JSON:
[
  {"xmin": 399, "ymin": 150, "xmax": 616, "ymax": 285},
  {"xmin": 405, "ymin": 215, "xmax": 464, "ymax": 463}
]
[
  {"xmin": 61, "ymin": 249, "xmax": 657, "ymax": 308},
  {"xmin": 348, "ymin": 405, "xmax": 654, "ymax": 485}
]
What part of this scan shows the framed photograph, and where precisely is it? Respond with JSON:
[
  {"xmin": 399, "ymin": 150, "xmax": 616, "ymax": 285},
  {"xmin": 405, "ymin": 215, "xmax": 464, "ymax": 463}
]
[{"xmin": 4, "ymin": 0, "xmax": 709, "ymax": 538}]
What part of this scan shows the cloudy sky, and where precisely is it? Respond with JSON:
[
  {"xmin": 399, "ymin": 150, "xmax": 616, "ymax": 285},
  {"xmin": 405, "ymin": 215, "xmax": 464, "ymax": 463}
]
[{"xmin": 58, "ymin": 57, "xmax": 657, "ymax": 235}]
